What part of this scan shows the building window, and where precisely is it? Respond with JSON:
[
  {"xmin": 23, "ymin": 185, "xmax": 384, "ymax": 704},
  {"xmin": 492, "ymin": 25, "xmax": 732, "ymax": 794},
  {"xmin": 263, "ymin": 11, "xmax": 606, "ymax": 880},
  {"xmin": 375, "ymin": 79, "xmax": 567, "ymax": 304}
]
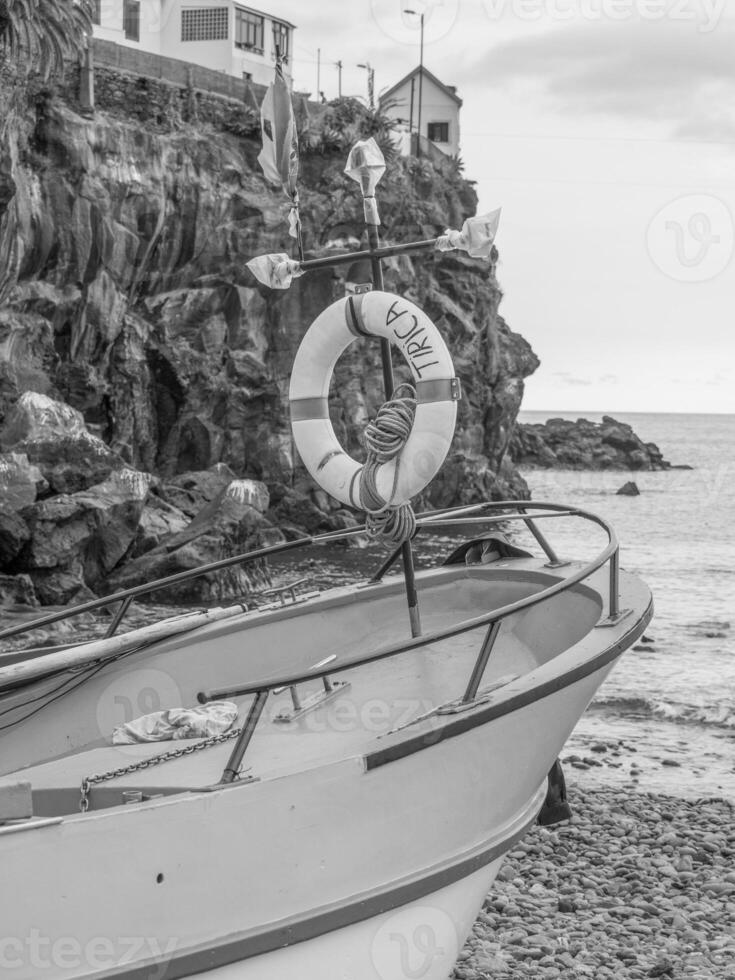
[
  {"xmin": 123, "ymin": 0, "xmax": 140, "ymax": 41},
  {"xmin": 235, "ymin": 7, "xmax": 264, "ymax": 53},
  {"xmin": 271, "ymin": 20, "xmax": 290, "ymax": 62},
  {"xmin": 91, "ymin": 0, "xmax": 101, "ymax": 25},
  {"xmin": 427, "ymin": 122, "xmax": 449, "ymax": 143},
  {"xmin": 181, "ymin": 8, "xmax": 229, "ymax": 42}
]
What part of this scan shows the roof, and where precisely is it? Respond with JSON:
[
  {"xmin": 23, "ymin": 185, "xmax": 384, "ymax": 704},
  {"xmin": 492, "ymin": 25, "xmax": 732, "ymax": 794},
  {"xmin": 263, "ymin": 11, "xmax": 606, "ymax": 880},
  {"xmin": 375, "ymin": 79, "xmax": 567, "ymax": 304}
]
[{"xmin": 379, "ymin": 66, "xmax": 462, "ymax": 108}]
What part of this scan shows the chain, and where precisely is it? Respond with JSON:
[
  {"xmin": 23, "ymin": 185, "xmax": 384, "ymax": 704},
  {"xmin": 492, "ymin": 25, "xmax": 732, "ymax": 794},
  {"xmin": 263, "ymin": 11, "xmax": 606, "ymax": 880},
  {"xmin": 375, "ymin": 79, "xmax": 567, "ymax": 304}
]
[{"xmin": 79, "ymin": 725, "xmax": 248, "ymax": 812}]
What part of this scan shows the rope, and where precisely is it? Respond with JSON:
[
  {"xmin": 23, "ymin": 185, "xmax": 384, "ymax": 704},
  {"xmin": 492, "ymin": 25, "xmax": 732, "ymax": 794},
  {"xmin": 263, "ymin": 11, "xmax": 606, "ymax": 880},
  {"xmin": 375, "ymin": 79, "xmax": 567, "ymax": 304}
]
[{"xmin": 359, "ymin": 384, "xmax": 418, "ymax": 545}]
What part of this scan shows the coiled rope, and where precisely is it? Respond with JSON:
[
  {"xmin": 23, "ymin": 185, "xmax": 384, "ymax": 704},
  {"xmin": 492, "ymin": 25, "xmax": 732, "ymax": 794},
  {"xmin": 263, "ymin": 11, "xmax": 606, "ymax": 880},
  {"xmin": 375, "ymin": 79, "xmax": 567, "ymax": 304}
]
[{"xmin": 357, "ymin": 383, "xmax": 418, "ymax": 544}]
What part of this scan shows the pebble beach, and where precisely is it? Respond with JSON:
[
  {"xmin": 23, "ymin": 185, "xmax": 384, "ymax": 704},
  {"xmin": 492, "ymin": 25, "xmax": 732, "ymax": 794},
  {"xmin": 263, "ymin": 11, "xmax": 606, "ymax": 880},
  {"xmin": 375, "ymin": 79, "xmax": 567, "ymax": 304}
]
[{"xmin": 453, "ymin": 780, "xmax": 735, "ymax": 980}]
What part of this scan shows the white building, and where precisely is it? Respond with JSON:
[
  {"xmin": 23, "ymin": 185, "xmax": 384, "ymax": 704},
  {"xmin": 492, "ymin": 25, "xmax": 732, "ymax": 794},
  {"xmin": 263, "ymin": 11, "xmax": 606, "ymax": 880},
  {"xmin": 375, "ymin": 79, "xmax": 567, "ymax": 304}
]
[
  {"xmin": 380, "ymin": 66, "xmax": 462, "ymax": 158},
  {"xmin": 91, "ymin": 1, "xmax": 295, "ymax": 86}
]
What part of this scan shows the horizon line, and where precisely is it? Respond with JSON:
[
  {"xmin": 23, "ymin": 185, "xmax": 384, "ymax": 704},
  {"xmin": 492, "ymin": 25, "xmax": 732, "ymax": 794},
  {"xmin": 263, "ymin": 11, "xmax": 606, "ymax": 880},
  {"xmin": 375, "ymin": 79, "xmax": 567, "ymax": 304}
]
[{"xmin": 519, "ymin": 409, "xmax": 734, "ymax": 417}]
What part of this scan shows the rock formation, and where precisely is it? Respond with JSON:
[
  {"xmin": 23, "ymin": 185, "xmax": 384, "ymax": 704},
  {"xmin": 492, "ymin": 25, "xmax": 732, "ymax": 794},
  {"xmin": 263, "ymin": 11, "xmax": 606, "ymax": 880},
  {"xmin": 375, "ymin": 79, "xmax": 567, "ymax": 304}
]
[
  {"xmin": 0, "ymin": 64, "xmax": 539, "ymax": 606},
  {"xmin": 509, "ymin": 416, "xmax": 675, "ymax": 471}
]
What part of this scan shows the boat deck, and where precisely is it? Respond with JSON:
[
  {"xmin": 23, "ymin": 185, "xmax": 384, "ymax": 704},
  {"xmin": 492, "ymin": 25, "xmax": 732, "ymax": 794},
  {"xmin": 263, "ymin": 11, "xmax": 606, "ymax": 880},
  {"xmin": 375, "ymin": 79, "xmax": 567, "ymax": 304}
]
[
  {"xmin": 0, "ymin": 557, "xmax": 628, "ymax": 820},
  {"xmin": 2, "ymin": 622, "xmax": 523, "ymax": 815}
]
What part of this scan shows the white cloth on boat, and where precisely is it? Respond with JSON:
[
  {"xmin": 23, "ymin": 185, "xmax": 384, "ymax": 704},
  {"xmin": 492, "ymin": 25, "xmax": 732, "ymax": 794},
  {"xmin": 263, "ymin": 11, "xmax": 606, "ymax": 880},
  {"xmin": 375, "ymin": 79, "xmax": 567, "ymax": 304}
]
[{"xmin": 112, "ymin": 701, "xmax": 238, "ymax": 745}]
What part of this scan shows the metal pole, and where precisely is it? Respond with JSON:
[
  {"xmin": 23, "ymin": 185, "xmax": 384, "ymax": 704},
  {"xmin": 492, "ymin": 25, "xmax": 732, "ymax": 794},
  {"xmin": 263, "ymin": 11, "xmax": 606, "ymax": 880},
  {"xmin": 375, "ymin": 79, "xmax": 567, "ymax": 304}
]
[
  {"xmin": 408, "ymin": 75, "xmax": 415, "ymax": 153},
  {"xmin": 416, "ymin": 14, "xmax": 424, "ymax": 158},
  {"xmin": 518, "ymin": 505, "xmax": 564, "ymax": 566},
  {"xmin": 463, "ymin": 620, "xmax": 502, "ymax": 703},
  {"xmin": 609, "ymin": 549, "xmax": 620, "ymax": 619},
  {"xmin": 299, "ymin": 237, "xmax": 439, "ymax": 272},
  {"xmin": 105, "ymin": 595, "xmax": 133, "ymax": 638},
  {"xmin": 220, "ymin": 690, "xmax": 269, "ymax": 783},
  {"xmin": 357, "ymin": 165, "xmax": 421, "ymax": 637},
  {"xmin": 336, "ymin": 60, "xmax": 342, "ymax": 97}
]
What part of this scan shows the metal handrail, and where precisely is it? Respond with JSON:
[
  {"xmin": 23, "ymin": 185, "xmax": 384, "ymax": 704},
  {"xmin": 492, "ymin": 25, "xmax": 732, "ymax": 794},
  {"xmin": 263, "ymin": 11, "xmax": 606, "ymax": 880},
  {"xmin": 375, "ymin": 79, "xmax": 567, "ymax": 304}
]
[
  {"xmin": 0, "ymin": 498, "xmax": 627, "ymax": 795},
  {"xmin": 0, "ymin": 500, "xmax": 583, "ymax": 645},
  {"xmin": 0, "ymin": 500, "xmax": 621, "ymax": 723},
  {"xmin": 198, "ymin": 503, "xmax": 618, "ymax": 701},
  {"xmin": 205, "ymin": 500, "xmax": 621, "ymax": 782}
]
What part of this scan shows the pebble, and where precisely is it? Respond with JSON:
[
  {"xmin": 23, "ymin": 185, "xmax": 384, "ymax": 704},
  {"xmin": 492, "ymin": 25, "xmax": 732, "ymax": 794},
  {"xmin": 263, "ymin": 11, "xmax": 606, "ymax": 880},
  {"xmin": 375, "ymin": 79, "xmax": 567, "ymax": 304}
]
[{"xmin": 451, "ymin": 787, "xmax": 735, "ymax": 980}]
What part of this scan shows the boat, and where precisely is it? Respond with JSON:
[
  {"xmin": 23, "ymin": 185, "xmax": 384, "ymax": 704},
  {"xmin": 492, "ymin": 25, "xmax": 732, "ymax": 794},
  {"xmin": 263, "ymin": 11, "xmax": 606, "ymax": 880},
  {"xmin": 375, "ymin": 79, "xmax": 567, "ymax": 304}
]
[{"xmin": 0, "ymin": 67, "xmax": 652, "ymax": 980}]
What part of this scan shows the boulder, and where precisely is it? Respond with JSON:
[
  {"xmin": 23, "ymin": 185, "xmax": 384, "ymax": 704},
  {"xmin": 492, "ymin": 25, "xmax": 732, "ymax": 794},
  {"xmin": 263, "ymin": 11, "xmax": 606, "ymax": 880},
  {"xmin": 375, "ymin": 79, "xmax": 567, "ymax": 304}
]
[
  {"xmin": 0, "ymin": 391, "xmax": 126, "ymax": 494},
  {"xmin": 1, "ymin": 392, "xmax": 128, "ymax": 494},
  {"xmin": 106, "ymin": 480, "xmax": 282, "ymax": 603},
  {"xmin": 31, "ymin": 561, "xmax": 98, "ymax": 607},
  {"xmin": 0, "ymin": 453, "xmax": 48, "ymax": 510},
  {"xmin": 0, "ymin": 391, "xmax": 88, "ymax": 447},
  {"xmin": 158, "ymin": 463, "xmax": 242, "ymax": 518},
  {"xmin": 18, "ymin": 468, "xmax": 152, "ymax": 597},
  {"xmin": 0, "ymin": 573, "xmax": 38, "ymax": 608},
  {"xmin": 266, "ymin": 484, "xmax": 334, "ymax": 536},
  {"xmin": 8, "ymin": 435, "xmax": 127, "ymax": 495},
  {"xmin": 0, "ymin": 510, "xmax": 30, "ymax": 566},
  {"xmin": 616, "ymin": 481, "xmax": 640, "ymax": 496},
  {"xmin": 131, "ymin": 495, "xmax": 190, "ymax": 557}
]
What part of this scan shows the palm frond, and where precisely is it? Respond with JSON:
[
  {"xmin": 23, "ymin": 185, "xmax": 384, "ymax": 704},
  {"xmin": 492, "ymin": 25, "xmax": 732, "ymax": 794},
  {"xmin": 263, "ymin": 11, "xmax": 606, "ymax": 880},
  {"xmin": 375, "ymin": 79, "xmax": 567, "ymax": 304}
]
[{"xmin": 0, "ymin": 0, "xmax": 92, "ymax": 79}]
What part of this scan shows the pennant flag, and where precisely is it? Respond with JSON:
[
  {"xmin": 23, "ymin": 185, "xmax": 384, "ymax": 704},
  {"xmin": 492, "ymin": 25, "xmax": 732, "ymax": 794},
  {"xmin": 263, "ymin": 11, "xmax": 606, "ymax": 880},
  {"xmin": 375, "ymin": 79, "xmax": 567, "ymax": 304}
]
[
  {"xmin": 344, "ymin": 138, "xmax": 386, "ymax": 224},
  {"xmin": 257, "ymin": 63, "xmax": 301, "ymax": 247},
  {"xmin": 246, "ymin": 253, "xmax": 304, "ymax": 290},
  {"xmin": 435, "ymin": 209, "xmax": 502, "ymax": 258}
]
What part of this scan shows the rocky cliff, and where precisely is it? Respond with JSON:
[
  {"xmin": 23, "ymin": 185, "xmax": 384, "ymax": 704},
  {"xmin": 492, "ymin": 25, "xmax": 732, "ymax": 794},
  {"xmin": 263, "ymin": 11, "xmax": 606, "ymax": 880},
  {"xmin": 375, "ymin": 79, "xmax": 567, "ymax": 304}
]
[{"xmin": 0, "ymin": 65, "xmax": 539, "ymax": 606}]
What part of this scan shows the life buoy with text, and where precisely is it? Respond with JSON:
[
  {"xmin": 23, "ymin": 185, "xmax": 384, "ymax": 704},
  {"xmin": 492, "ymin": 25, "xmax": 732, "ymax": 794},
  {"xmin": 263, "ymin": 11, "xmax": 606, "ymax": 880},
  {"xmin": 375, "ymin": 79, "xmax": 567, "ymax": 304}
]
[{"xmin": 289, "ymin": 291, "xmax": 459, "ymax": 509}]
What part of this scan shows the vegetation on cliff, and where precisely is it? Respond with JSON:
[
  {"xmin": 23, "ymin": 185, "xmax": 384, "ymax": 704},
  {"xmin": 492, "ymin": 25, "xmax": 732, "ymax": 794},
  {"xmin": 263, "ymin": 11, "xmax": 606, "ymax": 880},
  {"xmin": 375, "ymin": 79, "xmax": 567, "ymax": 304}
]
[{"xmin": 0, "ymin": 0, "xmax": 92, "ymax": 80}]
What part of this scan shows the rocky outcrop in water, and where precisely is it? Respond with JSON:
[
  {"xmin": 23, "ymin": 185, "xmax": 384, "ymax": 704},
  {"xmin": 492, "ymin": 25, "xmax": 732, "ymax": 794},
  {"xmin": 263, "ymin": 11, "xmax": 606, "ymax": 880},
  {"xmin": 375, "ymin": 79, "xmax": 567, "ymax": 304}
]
[
  {"xmin": 0, "ymin": 65, "xmax": 538, "ymax": 605},
  {"xmin": 509, "ymin": 416, "xmax": 677, "ymax": 471}
]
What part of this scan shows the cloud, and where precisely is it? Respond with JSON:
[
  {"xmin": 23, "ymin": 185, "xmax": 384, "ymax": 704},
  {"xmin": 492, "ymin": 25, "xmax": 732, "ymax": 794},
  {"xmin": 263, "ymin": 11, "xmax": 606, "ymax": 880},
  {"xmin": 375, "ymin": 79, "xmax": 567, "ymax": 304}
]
[
  {"xmin": 552, "ymin": 372, "xmax": 594, "ymax": 385},
  {"xmin": 462, "ymin": 18, "xmax": 735, "ymax": 141}
]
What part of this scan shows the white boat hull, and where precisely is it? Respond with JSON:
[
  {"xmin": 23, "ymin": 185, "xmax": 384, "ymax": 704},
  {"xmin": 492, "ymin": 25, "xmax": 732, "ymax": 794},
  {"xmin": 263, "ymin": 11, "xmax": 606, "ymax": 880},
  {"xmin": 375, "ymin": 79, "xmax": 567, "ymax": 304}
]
[
  {"xmin": 1, "ymin": 548, "xmax": 652, "ymax": 979},
  {"xmin": 1, "ymin": 655, "xmax": 627, "ymax": 979}
]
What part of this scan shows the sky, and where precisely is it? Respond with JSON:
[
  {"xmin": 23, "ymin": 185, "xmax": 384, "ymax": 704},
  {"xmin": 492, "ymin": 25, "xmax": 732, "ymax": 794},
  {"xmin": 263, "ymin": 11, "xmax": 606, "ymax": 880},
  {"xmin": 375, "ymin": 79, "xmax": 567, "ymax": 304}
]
[{"xmin": 268, "ymin": 0, "xmax": 734, "ymax": 413}]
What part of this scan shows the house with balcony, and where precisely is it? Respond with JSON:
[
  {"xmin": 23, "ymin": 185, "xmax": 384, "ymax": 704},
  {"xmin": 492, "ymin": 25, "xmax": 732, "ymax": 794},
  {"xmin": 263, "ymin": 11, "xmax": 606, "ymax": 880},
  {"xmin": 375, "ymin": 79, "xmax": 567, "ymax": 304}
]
[
  {"xmin": 91, "ymin": 1, "xmax": 295, "ymax": 86},
  {"xmin": 380, "ymin": 66, "xmax": 462, "ymax": 158}
]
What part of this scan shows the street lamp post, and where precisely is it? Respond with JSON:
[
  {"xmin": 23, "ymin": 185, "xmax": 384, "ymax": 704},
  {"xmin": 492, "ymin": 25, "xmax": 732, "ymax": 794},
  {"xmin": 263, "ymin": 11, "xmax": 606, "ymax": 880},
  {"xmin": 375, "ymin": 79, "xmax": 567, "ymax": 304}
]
[
  {"xmin": 403, "ymin": 9, "xmax": 424, "ymax": 158},
  {"xmin": 357, "ymin": 62, "xmax": 375, "ymax": 110}
]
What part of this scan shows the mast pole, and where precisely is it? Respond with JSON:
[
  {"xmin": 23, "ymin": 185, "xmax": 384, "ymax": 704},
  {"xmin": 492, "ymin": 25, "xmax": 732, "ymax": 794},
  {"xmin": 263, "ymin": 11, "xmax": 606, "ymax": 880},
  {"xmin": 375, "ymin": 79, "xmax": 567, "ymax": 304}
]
[{"xmin": 353, "ymin": 155, "xmax": 422, "ymax": 638}]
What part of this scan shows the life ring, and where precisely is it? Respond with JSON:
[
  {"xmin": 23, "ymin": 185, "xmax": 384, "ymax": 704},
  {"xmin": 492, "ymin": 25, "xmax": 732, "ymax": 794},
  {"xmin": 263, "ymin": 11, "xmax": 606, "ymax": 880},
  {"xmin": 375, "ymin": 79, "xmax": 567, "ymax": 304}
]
[{"xmin": 289, "ymin": 290, "xmax": 459, "ymax": 509}]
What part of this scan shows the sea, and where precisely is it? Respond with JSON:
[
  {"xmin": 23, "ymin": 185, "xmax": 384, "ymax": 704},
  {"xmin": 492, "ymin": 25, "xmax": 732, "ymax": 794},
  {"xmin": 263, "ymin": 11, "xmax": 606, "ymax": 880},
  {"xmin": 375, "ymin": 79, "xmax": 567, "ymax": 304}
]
[{"xmin": 516, "ymin": 411, "xmax": 735, "ymax": 802}]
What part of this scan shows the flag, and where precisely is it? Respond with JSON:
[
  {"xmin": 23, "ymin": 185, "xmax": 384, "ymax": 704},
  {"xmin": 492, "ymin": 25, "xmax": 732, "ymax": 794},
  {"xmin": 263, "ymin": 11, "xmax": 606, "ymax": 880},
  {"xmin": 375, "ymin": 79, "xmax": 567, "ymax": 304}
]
[
  {"xmin": 257, "ymin": 63, "xmax": 300, "ymax": 243},
  {"xmin": 435, "ymin": 209, "xmax": 502, "ymax": 258}
]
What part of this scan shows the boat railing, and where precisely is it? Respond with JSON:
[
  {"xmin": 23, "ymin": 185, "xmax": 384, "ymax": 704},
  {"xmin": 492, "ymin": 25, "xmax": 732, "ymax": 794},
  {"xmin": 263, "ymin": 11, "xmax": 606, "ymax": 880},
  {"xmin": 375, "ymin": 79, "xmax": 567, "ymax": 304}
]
[
  {"xmin": 0, "ymin": 500, "xmax": 617, "ymax": 650},
  {"xmin": 194, "ymin": 500, "xmax": 628, "ymax": 783},
  {"xmin": 0, "ymin": 500, "xmax": 629, "ymax": 794}
]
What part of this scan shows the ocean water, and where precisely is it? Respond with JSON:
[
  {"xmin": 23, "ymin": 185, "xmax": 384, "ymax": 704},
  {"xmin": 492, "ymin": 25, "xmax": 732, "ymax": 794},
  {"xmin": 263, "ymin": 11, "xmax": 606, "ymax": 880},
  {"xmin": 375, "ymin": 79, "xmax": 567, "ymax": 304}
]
[{"xmin": 517, "ymin": 411, "xmax": 735, "ymax": 801}]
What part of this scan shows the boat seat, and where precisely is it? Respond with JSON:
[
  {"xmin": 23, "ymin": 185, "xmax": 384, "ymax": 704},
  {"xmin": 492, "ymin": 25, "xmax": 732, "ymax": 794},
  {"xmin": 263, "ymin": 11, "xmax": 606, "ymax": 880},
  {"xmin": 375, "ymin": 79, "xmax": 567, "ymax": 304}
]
[{"xmin": 0, "ymin": 781, "xmax": 33, "ymax": 822}]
